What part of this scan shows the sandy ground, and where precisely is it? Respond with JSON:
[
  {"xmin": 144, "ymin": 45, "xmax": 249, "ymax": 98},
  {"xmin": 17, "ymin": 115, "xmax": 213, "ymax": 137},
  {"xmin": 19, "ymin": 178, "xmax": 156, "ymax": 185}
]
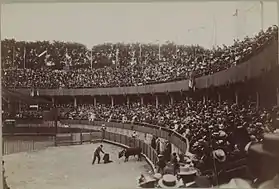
[{"xmin": 4, "ymin": 143, "xmax": 152, "ymax": 189}]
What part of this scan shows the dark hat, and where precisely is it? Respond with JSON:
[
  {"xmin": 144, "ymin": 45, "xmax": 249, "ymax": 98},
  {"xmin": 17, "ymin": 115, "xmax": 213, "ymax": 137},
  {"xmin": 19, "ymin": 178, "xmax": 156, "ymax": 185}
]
[{"xmin": 247, "ymin": 133, "xmax": 279, "ymax": 180}]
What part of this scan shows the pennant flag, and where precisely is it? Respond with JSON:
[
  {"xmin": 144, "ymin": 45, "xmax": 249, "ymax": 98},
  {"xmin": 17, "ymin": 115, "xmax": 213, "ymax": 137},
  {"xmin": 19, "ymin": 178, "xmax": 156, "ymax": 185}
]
[
  {"xmin": 233, "ymin": 9, "xmax": 238, "ymax": 16},
  {"xmin": 38, "ymin": 50, "xmax": 47, "ymax": 57}
]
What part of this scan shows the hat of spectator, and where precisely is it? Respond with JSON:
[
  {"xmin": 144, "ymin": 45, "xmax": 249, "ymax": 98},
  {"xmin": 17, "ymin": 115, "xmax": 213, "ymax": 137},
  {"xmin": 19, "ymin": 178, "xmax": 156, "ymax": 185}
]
[
  {"xmin": 158, "ymin": 174, "xmax": 181, "ymax": 188},
  {"xmin": 178, "ymin": 165, "xmax": 197, "ymax": 176},
  {"xmin": 212, "ymin": 149, "xmax": 226, "ymax": 162},
  {"xmin": 153, "ymin": 173, "xmax": 162, "ymax": 180},
  {"xmin": 247, "ymin": 133, "xmax": 279, "ymax": 180},
  {"xmin": 186, "ymin": 176, "xmax": 213, "ymax": 188},
  {"xmin": 138, "ymin": 175, "xmax": 157, "ymax": 188},
  {"xmin": 219, "ymin": 130, "xmax": 227, "ymax": 137}
]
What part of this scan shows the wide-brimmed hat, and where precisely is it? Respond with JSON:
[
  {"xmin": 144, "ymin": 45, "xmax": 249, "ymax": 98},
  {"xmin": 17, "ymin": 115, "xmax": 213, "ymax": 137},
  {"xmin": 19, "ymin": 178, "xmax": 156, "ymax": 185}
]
[
  {"xmin": 219, "ymin": 178, "xmax": 252, "ymax": 188},
  {"xmin": 153, "ymin": 173, "xmax": 162, "ymax": 180},
  {"xmin": 158, "ymin": 174, "xmax": 181, "ymax": 188},
  {"xmin": 212, "ymin": 149, "xmax": 226, "ymax": 162},
  {"xmin": 178, "ymin": 165, "xmax": 197, "ymax": 176},
  {"xmin": 138, "ymin": 175, "xmax": 157, "ymax": 188},
  {"xmin": 191, "ymin": 176, "xmax": 213, "ymax": 188},
  {"xmin": 247, "ymin": 133, "xmax": 279, "ymax": 181}
]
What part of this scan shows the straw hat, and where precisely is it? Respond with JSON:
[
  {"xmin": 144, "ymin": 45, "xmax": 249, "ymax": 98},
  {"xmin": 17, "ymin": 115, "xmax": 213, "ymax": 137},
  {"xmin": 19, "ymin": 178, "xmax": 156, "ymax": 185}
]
[
  {"xmin": 212, "ymin": 149, "xmax": 226, "ymax": 162},
  {"xmin": 177, "ymin": 165, "xmax": 197, "ymax": 176},
  {"xmin": 158, "ymin": 174, "xmax": 181, "ymax": 188},
  {"xmin": 153, "ymin": 173, "xmax": 162, "ymax": 180}
]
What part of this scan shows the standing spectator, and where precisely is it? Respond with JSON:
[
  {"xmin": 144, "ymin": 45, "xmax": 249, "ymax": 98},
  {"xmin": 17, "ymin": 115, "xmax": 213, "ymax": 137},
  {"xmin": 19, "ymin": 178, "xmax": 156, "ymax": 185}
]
[
  {"xmin": 171, "ymin": 152, "xmax": 180, "ymax": 175},
  {"xmin": 156, "ymin": 137, "xmax": 161, "ymax": 155},
  {"xmin": 151, "ymin": 135, "xmax": 157, "ymax": 149}
]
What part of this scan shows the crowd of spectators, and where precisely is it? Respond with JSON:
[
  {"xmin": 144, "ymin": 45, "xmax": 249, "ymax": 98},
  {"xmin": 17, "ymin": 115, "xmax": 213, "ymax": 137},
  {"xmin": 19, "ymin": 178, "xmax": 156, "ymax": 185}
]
[
  {"xmin": 56, "ymin": 98, "xmax": 277, "ymax": 172},
  {"xmin": 2, "ymin": 26, "xmax": 277, "ymax": 89}
]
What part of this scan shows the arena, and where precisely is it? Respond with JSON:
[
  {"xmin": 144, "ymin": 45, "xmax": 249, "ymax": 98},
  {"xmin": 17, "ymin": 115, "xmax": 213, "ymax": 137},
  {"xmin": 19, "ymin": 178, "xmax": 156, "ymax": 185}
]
[
  {"xmin": 3, "ymin": 143, "xmax": 152, "ymax": 189},
  {"xmin": 2, "ymin": 2, "xmax": 279, "ymax": 189}
]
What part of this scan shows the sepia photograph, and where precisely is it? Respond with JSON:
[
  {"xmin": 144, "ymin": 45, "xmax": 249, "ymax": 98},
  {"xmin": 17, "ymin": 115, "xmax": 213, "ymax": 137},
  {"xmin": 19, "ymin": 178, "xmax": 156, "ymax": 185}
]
[{"xmin": 1, "ymin": 1, "xmax": 279, "ymax": 188}]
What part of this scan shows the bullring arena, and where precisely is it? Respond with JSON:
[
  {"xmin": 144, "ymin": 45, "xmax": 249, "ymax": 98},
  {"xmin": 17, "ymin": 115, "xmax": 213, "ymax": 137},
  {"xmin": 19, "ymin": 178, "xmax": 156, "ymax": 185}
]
[
  {"xmin": 3, "ymin": 142, "xmax": 152, "ymax": 189},
  {"xmin": 2, "ymin": 2, "xmax": 279, "ymax": 189}
]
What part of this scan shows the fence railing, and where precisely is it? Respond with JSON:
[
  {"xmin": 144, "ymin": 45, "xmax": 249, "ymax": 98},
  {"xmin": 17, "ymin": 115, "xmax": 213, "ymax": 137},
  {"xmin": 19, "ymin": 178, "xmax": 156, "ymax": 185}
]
[
  {"xmin": 2, "ymin": 131, "xmax": 158, "ymax": 167},
  {"xmin": 2, "ymin": 134, "xmax": 56, "ymax": 155},
  {"xmin": 60, "ymin": 119, "xmax": 189, "ymax": 154},
  {"xmin": 103, "ymin": 131, "xmax": 158, "ymax": 166}
]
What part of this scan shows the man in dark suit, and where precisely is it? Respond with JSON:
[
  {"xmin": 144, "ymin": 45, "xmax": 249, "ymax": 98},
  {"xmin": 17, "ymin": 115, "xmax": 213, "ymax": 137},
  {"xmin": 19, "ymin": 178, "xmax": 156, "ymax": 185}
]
[{"xmin": 92, "ymin": 144, "xmax": 105, "ymax": 164}]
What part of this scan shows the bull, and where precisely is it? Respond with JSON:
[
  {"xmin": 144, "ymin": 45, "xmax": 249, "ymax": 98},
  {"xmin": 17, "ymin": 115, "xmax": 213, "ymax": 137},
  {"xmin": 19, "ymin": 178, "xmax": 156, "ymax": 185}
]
[{"xmin": 118, "ymin": 147, "xmax": 142, "ymax": 162}]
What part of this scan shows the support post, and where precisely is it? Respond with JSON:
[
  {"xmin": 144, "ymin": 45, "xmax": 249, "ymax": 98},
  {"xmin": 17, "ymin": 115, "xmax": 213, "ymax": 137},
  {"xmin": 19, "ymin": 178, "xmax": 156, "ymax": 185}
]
[
  {"xmin": 256, "ymin": 92, "xmax": 260, "ymax": 110},
  {"xmin": 52, "ymin": 96, "xmax": 55, "ymax": 105},
  {"xmin": 155, "ymin": 95, "xmax": 159, "ymax": 109},
  {"xmin": 170, "ymin": 95, "xmax": 174, "ymax": 105},
  {"xmin": 111, "ymin": 96, "xmax": 114, "ymax": 108},
  {"xmin": 141, "ymin": 96, "xmax": 144, "ymax": 106},
  {"xmin": 218, "ymin": 93, "xmax": 221, "ymax": 106},
  {"xmin": 235, "ymin": 92, "xmax": 239, "ymax": 105},
  {"xmin": 74, "ymin": 97, "xmax": 77, "ymax": 108},
  {"xmin": 93, "ymin": 97, "xmax": 97, "ymax": 107},
  {"xmin": 127, "ymin": 96, "xmax": 130, "ymax": 106}
]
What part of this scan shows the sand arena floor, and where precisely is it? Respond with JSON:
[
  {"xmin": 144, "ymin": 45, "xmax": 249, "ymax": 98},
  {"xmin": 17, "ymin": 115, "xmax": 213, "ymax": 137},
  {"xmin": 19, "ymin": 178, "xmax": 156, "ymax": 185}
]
[{"xmin": 3, "ymin": 143, "xmax": 152, "ymax": 189}]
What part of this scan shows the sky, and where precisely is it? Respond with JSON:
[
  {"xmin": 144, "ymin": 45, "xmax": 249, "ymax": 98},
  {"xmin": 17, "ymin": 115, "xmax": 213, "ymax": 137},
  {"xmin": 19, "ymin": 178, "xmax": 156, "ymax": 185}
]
[{"xmin": 1, "ymin": 1, "xmax": 278, "ymax": 49}]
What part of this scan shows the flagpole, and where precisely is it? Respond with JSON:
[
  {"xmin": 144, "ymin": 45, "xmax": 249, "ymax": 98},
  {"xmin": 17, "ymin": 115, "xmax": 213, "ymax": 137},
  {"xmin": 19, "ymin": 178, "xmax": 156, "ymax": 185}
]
[
  {"xmin": 157, "ymin": 40, "xmax": 161, "ymax": 61},
  {"xmin": 139, "ymin": 44, "xmax": 142, "ymax": 61},
  {"xmin": 233, "ymin": 9, "xmax": 239, "ymax": 40},
  {"xmin": 260, "ymin": 1, "xmax": 264, "ymax": 31},
  {"xmin": 23, "ymin": 47, "xmax": 26, "ymax": 69},
  {"xmin": 12, "ymin": 46, "xmax": 15, "ymax": 68},
  {"xmin": 90, "ymin": 49, "xmax": 93, "ymax": 70},
  {"xmin": 213, "ymin": 14, "xmax": 217, "ymax": 47}
]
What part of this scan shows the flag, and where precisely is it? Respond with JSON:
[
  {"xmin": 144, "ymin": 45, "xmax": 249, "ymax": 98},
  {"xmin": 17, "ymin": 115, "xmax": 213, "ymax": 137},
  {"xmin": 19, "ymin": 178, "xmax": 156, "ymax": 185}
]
[
  {"xmin": 38, "ymin": 50, "xmax": 47, "ymax": 57},
  {"xmin": 233, "ymin": 9, "xmax": 238, "ymax": 16}
]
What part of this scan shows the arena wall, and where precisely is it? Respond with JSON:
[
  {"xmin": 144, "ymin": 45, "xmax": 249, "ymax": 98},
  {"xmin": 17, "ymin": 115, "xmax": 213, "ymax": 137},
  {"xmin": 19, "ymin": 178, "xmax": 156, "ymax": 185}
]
[{"xmin": 13, "ymin": 119, "xmax": 189, "ymax": 154}]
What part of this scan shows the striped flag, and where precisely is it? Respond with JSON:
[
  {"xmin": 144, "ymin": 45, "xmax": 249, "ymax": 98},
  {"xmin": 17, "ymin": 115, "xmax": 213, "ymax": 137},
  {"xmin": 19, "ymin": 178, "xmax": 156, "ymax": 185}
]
[{"xmin": 38, "ymin": 50, "xmax": 47, "ymax": 57}]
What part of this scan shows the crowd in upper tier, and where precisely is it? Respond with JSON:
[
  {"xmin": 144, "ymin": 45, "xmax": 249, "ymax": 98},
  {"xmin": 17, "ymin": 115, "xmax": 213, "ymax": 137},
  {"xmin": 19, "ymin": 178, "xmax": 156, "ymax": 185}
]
[{"xmin": 2, "ymin": 26, "xmax": 278, "ymax": 89}]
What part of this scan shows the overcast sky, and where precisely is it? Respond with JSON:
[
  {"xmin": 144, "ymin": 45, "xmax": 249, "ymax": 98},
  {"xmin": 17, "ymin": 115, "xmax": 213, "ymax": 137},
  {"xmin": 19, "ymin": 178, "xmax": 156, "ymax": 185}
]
[{"xmin": 1, "ymin": 1, "xmax": 278, "ymax": 49}]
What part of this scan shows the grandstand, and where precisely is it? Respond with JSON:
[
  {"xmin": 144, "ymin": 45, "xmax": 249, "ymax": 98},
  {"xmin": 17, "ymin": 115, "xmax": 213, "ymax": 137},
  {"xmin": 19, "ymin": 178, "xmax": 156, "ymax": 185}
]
[{"xmin": 1, "ymin": 2, "xmax": 279, "ymax": 189}]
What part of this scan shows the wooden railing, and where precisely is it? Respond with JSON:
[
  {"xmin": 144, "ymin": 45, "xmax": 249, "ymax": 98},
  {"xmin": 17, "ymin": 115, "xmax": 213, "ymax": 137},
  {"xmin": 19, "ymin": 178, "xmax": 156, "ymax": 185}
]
[
  {"xmin": 2, "ymin": 131, "xmax": 157, "ymax": 170},
  {"xmin": 60, "ymin": 119, "xmax": 189, "ymax": 154}
]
